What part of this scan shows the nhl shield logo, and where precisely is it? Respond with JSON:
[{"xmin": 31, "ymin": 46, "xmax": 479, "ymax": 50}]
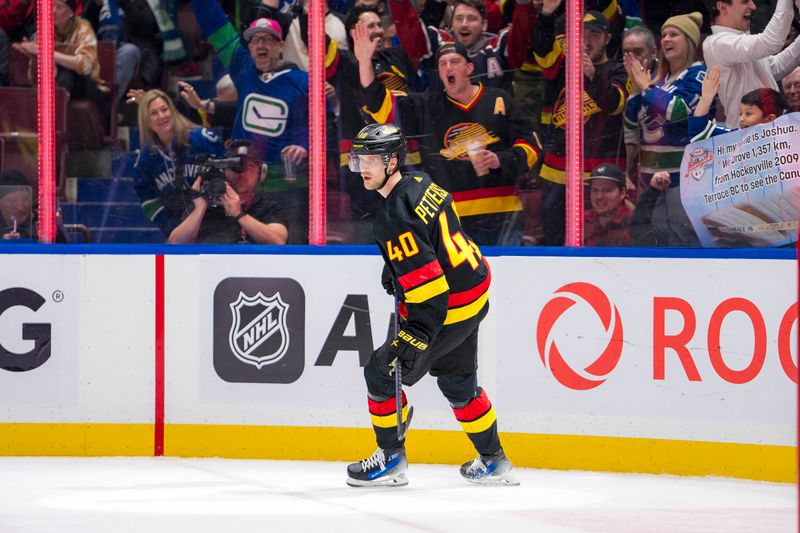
[{"xmin": 228, "ymin": 291, "xmax": 290, "ymax": 369}]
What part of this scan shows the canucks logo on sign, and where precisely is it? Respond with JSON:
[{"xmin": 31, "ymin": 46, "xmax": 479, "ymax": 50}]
[
  {"xmin": 214, "ymin": 277, "xmax": 305, "ymax": 383},
  {"xmin": 228, "ymin": 291, "xmax": 290, "ymax": 369}
]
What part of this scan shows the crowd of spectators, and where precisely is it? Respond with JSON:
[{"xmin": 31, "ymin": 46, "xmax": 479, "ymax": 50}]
[{"xmin": 0, "ymin": 0, "xmax": 799, "ymax": 247}]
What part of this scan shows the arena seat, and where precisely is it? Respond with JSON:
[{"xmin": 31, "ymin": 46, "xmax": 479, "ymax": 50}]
[
  {"xmin": 9, "ymin": 47, "xmax": 33, "ymax": 87},
  {"xmin": 0, "ymin": 87, "xmax": 69, "ymax": 192}
]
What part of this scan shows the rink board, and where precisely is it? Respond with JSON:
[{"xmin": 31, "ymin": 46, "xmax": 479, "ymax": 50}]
[{"xmin": 0, "ymin": 247, "xmax": 796, "ymax": 481}]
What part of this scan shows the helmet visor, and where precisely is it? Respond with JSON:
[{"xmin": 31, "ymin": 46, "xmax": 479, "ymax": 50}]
[{"xmin": 348, "ymin": 153, "xmax": 384, "ymax": 172}]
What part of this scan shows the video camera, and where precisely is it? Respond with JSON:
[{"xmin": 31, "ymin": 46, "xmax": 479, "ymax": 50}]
[{"xmin": 196, "ymin": 141, "xmax": 251, "ymax": 207}]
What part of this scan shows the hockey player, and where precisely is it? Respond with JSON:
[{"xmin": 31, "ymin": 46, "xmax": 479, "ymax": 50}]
[{"xmin": 345, "ymin": 122, "xmax": 518, "ymax": 488}]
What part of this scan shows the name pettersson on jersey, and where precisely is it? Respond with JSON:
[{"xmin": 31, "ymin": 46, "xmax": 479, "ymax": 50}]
[{"xmin": 213, "ymin": 277, "xmax": 305, "ymax": 383}]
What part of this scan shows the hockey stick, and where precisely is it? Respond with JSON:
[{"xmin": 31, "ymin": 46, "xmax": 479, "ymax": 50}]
[{"xmin": 393, "ymin": 294, "xmax": 414, "ymax": 440}]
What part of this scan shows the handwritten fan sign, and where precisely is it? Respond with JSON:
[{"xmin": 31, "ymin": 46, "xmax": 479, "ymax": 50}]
[{"xmin": 680, "ymin": 113, "xmax": 800, "ymax": 247}]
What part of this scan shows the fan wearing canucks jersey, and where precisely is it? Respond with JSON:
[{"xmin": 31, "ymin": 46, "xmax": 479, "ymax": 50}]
[
  {"xmin": 623, "ymin": 12, "xmax": 708, "ymax": 190},
  {"xmin": 623, "ymin": 12, "xmax": 707, "ymax": 246},
  {"xmin": 133, "ymin": 89, "xmax": 225, "ymax": 237},
  {"xmin": 189, "ymin": 2, "xmax": 310, "ymax": 242}
]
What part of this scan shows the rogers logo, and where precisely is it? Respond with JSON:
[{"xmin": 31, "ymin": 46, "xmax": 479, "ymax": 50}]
[{"xmin": 536, "ymin": 282, "xmax": 623, "ymax": 390}]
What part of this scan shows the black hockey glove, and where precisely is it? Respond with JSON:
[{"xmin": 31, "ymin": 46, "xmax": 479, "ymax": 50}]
[
  {"xmin": 381, "ymin": 264, "xmax": 395, "ymax": 296},
  {"xmin": 387, "ymin": 329, "xmax": 429, "ymax": 374}
]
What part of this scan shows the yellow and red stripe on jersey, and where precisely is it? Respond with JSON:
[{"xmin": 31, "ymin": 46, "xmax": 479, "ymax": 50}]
[
  {"xmin": 363, "ymin": 89, "xmax": 403, "ymax": 125},
  {"xmin": 338, "ymin": 138, "xmax": 421, "ymax": 168},
  {"xmin": 398, "ymin": 259, "xmax": 449, "ymax": 304},
  {"xmin": 443, "ymin": 262, "xmax": 490, "ymax": 325},
  {"xmin": 520, "ymin": 57, "xmax": 543, "ymax": 73},
  {"xmin": 513, "ymin": 137, "xmax": 540, "ymax": 169},
  {"xmin": 610, "ymin": 82, "xmax": 627, "ymax": 116},
  {"xmin": 533, "ymin": 35, "xmax": 564, "ymax": 71},
  {"xmin": 539, "ymin": 153, "xmax": 626, "ymax": 185},
  {"xmin": 446, "ymin": 83, "xmax": 485, "ymax": 112},
  {"xmin": 397, "ymin": 262, "xmax": 490, "ymax": 325},
  {"xmin": 325, "ymin": 38, "xmax": 339, "ymax": 78},
  {"xmin": 369, "ymin": 392, "xmax": 408, "ymax": 429},
  {"xmin": 451, "ymin": 186, "xmax": 523, "ymax": 218},
  {"xmin": 453, "ymin": 388, "xmax": 497, "ymax": 434},
  {"xmin": 602, "ymin": 0, "xmax": 622, "ymax": 24}
]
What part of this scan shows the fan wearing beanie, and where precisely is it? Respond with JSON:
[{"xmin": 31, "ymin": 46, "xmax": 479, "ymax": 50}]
[
  {"xmin": 703, "ymin": 0, "xmax": 800, "ymax": 128},
  {"xmin": 622, "ymin": 11, "xmax": 707, "ymax": 247}
]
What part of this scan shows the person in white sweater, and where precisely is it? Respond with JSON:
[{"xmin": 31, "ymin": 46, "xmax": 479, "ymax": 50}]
[{"xmin": 703, "ymin": 0, "xmax": 800, "ymax": 127}]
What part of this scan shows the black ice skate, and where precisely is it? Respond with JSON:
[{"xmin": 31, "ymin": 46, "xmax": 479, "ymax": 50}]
[
  {"xmin": 347, "ymin": 448, "xmax": 408, "ymax": 487},
  {"xmin": 459, "ymin": 451, "xmax": 519, "ymax": 486}
]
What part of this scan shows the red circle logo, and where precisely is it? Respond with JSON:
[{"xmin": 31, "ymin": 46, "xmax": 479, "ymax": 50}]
[{"xmin": 536, "ymin": 282, "xmax": 624, "ymax": 390}]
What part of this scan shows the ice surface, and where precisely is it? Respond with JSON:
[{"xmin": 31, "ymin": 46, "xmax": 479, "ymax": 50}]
[{"xmin": 0, "ymin": 457, "xmax": 794, "ymax": 533}]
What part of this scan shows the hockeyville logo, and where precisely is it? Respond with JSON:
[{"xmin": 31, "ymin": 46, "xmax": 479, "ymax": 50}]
[{"xmin": 536, "ymin": 282, "xmax": 623, "ymax": 390}]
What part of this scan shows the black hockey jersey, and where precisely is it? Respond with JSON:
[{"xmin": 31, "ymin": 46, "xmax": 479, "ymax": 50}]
[
  {"xmin": 362, "ymin": 80, "xmax": 540, "ymax": 223},
  {"xmin": 375, "ymin": 172, "xmax": 490, "ymax": 343}
]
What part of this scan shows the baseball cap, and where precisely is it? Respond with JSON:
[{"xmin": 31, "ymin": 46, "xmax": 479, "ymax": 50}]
[
  {"xmin": 586, "ymin": 163, "xmax": 625, "ymax": 187},
  {"xmin": 583, "ymin": 11, "xmax": 610, "ymax": 33},
  {"xmin": 243, "ymin": 18, "xmax": 283, "ymax": 42},
  {"xmin": 437, "ymin": 41, "xmax": 472, "ymax": 63}
]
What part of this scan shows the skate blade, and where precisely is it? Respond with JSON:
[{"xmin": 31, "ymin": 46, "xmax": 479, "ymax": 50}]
[
  {"xmin": 464, "ymin": 469, "xmax": 520, "ymax": 486},
  {"xmin": 346, "ymin": 472, "xmax": 408, "ymax": 487}
]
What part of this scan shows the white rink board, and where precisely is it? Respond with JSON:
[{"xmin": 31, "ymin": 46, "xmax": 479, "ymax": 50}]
[
  {"xmin": 164, "ymin": 253, "xmax": 796, "ymax": 446},
  {"xmin": 0, "ymin": 255, "xmax": 154, "ymax": 423},
  {"xmin": 0, "ymin": 252, "xmax": 796, "ymax": 447},
  {"xmin": 493, "ymin": 256, "xmax": 797, "ymax": 445},
  {"xmin": 165, "ymin": 254, "xmax": 463, "ymax": 430}
]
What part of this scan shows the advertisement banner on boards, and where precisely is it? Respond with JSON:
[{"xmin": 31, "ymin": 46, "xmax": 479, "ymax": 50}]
[
  {"xmin": 0, "ymin": 255, "xmax": 81, "ymax": 409},
  {"xmin": 161, "ymin": 253, "xmax": 798, "ymax": 446},
  {"xmin": 680, "ymin": 113, "xmax": 800, "ymax": 247},
  {"xmin": 167, "ymin": 254, "xmax": 458, "ymax": 429},
  {"xmin": 494, "ymin": 256, "xmax": 797, "ymax": 446}
]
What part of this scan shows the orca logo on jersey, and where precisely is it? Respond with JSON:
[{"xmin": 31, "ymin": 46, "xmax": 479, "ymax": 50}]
[
  {"xmin": 536, "ymin": 282, "xmax": 623, "ymax": 390},
  {"xmin": 439, "ymin": 123, "xmax": 500, "ymax": 160},
  {"xmin": 213, "ymin": 277, "xmax": 305, "ymax": 383}
]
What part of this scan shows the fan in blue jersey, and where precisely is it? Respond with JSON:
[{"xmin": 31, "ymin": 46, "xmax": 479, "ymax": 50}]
[
  {"xmin": 133, "ymin": 89, "xmax": 225, "ymax": 238},
  {"xmin": 624, "ymin": 12, "xmax": 708, "ymax": 189},
  {"xmin": 190, "ymin": 1, "xmax": 310, "ymax": 242},
  {"xmin": 624, "ymin": 12, "xmax": 707, "ymax": 247}
]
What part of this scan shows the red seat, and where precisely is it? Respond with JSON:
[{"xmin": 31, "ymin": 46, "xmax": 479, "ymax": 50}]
[
  {"xmin": 0, "ymin": 87, "xmax": 69, "ymax": 192},
  {"xmin": 9, "ymin": 47, "xmax": 33, "ymax": 87}
]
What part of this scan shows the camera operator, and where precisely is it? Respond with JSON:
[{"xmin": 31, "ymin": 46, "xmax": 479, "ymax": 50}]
[{"xmin": 168, "ymin": 146, "xmax": 289, "ymax": 244}]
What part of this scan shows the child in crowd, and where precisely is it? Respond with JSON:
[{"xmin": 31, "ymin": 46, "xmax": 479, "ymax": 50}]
[{"xmin": 689, "ymin": 66, "xmax": 790, "ymax": 141}]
